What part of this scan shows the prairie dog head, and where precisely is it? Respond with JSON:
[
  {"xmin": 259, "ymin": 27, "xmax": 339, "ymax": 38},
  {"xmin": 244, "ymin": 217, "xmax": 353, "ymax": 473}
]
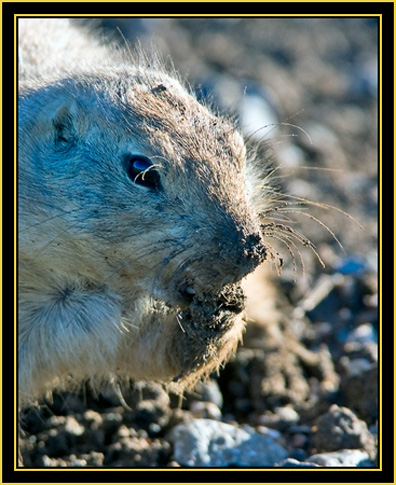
[{"xmin": 18, "ymin": 63, "xmax": 268, "ymax": 310}]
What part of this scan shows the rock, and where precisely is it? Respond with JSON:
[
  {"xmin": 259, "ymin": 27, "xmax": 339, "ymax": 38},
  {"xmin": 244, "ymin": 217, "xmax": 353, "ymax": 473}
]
[
  {"xmin": 168, "ymin": 419, "xmax": 288, "ymax": 467},
  {"xmin": 189, "ymin": 401, "xmax": 222, "ymax": 420},
  {"xmin": 277, "ymin": 457, "xmax": 321, "ymax": 467},
  {"xmin": 64, "ymin": 416, "xmax": 84, "ymax": 436},
  {"xmin": 198, "ymin": 379, "xmax": 224, "ymax": 408},
  {"xmin": 345, "ymin": 322, "xmax": 377, "ymax": 345},
  {"xmin": 104, "ymin": 433, "xmax": 171, "ymax": 467},
  {"xmin": 307, "ymin": 449, "xmax": 373, "ymax": 467},
  {"xmin": 340, "ymin": 361, "xmax": 378, "ymax": 423},
  {"xmin": 313, "ymin": 405, "xmax": 376, "ymax": 460},
  {"xmin": 257, "ymin": 405, "xmax": 299, "ymax": 430}
]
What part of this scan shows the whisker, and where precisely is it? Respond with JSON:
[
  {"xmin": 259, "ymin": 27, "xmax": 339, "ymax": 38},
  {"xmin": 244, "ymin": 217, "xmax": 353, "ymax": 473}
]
[
  {"xmin": 264, "ymin": 231, "xmax": 299, "ymax": 278},
  {"xmin": 175, "ymin": 312, "xmax": 186, "ymax": 333},
  {"xmin": 261, "ymin": 200, "xmax": 345, "ymax": 253},
  {"xmin": 261, "ymin": 221, "xmax": 325, "ymax": 268},
  {"xmin": 245, "ymin": 121, "xmax": 313, "ymax": 147},
  {"xmin": 149, "ymin": 242, "xmax": 195, "ymax": 300},
  {"xmin": 149, "ymin": 154, "xmax": 171, "ymax": 165},
  {"xmin": 281, "ymin": 165, "xmax": 346, "ymax": 173},
  {"xmin": 19, "ymin": 219, "xmax": 87, "ymax": 267},
  {"xmin": 265, "ymin": 188, "xmax": 363, "ymax": 229},
  {"xmin": 102, "ymin": 238, "xmax": 181, "ymax": 288},
  {"xmin": 261, "ymin": 240, "xmax": 284, "ymax": 274},
  {"xmin": 276, "ymin": 122, "xmax": 313, "ymax": 145},
  {"xmin": 275, "ymin": 208, "xmax": 345, "ymax": 254},
  {"xmin": 20, "ymin": 207, "xmax": 87, "ymax": 231}
]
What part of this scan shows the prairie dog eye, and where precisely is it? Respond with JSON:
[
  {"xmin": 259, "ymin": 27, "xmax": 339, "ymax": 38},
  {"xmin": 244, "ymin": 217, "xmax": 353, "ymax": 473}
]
[{"xmin": 125, "ymin": 154, "xmax": 161, "ymax": 190}]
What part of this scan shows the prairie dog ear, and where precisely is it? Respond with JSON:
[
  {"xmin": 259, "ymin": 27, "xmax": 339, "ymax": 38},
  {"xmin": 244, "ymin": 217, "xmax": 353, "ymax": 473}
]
[{"xmin": 52, "ymin": 100, "xmax": 83, "ymax": 148}]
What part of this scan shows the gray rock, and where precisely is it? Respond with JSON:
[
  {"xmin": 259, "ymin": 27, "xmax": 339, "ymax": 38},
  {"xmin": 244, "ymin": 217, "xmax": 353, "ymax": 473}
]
[
  {"xmin": 313, "ymin": 404, "xmax": 376, "ymax": 459},
  {"xmin": 168, "ymin": 419, "xmax": 288, "ymax": 467},
  {"xmin": 189, "ymin": 400, "xmax": 222, "ymax": 420},
  {"xmin": 195, "ymin": 379, "xmax": 224, "ymax": 409},
  {"xmin": 307, "ymin": 449, "xmax": 374, "ymax": 467}
]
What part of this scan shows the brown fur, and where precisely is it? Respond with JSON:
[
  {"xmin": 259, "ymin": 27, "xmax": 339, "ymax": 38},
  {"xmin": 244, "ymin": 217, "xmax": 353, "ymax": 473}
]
[{"xmin": 18, "ymin": 19, "xmax": 277, "ymax": 402}]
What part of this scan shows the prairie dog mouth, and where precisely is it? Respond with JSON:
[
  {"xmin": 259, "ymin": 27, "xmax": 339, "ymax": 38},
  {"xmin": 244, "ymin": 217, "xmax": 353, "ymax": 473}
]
[
  {"xmin": 171, "ymin": 282, "xmax": 246, "ymax": 381},
  {"xmin": 179, "ymin": 282, "xmax": 246, "ymax": 326},
  {"xmin": 176, "ymin": 280, "xmax": 246, "ymax": 315}
]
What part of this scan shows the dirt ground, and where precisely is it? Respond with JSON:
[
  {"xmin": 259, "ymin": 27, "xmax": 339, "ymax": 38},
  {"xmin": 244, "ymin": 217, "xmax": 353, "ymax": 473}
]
[{"xmin": 19, "ymin": 17, "xmax": 378, "ymax": 468}]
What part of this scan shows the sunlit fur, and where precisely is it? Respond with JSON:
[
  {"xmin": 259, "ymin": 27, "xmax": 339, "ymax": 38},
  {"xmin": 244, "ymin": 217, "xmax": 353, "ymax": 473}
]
[
  {"xmin": 19, "ymin": 19, "xmax": 269, "ymax": 402},
  {"xmin": 18, "ymin": 19, "xmax": 342, "ymax": 404}
]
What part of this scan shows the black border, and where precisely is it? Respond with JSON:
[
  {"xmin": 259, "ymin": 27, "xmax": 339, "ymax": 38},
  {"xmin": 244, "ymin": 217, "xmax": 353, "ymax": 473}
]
[
  {"xmin": 6, "ymin": 1, "xmax": 393, "ymax": 483},
  {"xmin": 3, "ymin": 1, "xmax": 396, "ymax": 16}
]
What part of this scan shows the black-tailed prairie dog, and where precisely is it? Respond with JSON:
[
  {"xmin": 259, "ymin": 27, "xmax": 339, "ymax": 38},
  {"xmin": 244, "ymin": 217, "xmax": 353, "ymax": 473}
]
[{"xmin": 18, "ymin": 18, "xmax": 323, "ymax": 403}]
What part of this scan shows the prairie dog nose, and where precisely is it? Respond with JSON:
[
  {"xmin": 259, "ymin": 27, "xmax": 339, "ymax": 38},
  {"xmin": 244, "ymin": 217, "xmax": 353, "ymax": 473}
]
[
  {"xmin": 241, "ymin": 231, "xmax": 267, "ymax": 269},
  {"xmin": 243, "ymin": 232, "xmax": 267, "ymax": 260},
  {"xmin": 218, "ymin": 229, "xmax": 267, "ymax": 283}
]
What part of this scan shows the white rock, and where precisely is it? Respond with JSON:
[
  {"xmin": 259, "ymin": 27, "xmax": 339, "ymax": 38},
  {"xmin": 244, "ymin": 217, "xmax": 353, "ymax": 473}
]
[
  {"xmin": 307, "ymin": 449, "xmax": 373, "ymax": 467},
  {"xmin": 168, "ymin": 419, "xmax": 288, "ymax": 467}
]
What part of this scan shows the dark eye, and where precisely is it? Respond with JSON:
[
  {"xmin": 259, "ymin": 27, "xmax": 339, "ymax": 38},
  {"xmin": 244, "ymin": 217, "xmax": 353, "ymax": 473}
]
[{"xmin": 125, "ymin": 155, "xmax": 160, "ymax": 190}]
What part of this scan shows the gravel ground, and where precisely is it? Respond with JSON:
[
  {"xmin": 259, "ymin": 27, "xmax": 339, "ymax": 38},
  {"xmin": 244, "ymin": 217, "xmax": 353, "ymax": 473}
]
[{"xmin": 19, "ymin": 17, "xmax": 379, "ymax": 468}]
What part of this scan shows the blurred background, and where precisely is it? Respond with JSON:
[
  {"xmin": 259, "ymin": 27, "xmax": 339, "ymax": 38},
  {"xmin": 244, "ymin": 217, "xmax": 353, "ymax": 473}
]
[{"xmin": 20, "ymin": 17, "xmax": 379, "ymax": 467}]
